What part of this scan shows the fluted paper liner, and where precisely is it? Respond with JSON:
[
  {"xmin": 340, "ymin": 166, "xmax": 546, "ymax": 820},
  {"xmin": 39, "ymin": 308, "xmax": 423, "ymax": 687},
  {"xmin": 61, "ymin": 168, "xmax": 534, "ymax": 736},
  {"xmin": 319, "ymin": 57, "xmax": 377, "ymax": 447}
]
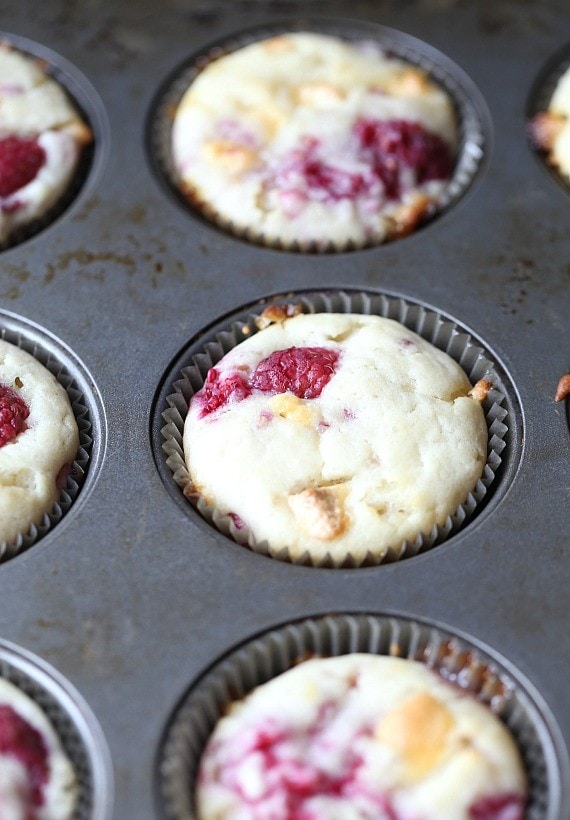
[
  {"xmin": 0, "ymin": 322, "xmax": 93, "ymax": 562},
  {"xmin": 156, "ymin": 613, "xmax": 563, "ymax": 820},
  {"xmin": 0, "ymin": 638, "xmax": 113, "ymax": 820},
  {"xmin": 160, "ymin": 290, "xmax": 515, "ymax": 568},
  {"xmin": 148, "ymin": 20, "xmax": 489, "ymax": 253}
]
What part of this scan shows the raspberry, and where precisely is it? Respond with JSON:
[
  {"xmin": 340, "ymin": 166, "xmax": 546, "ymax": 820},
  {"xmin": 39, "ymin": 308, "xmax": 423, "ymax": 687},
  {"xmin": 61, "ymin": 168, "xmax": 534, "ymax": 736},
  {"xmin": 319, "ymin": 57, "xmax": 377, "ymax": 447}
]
[
  {"xmin": 0, "ymin": 704, "xmax": 49, "ymax": 808},
  {"xmin": 276, "ymin": 121, "xmax": 453, "ymax": 208},
  {"xmin": 0, "ymin": 136, "xmax": 46, "ymax": 198},
  {"xmin": 197, "ymin": 368, "xmax": 251, "ymax": 417},
  {"xmin": 228, "ymin": 512, "xmax": 246, "ymax": 530},
  {"xmin": 250, "ymin": 347, "xmax": 339, "ymax": 399},
  {"xmin": 354, "ymin": 118, "xmax": 454, "ymax": 199},
  {"xmin": 277, "ymin": 137, "xmax": 366, "ymax": 204},
  {"xmin": 469, "ymin": 793, "xmax": 526, "ymax": 820},
  {"xmin": 0, "ymin": 384, "xmax": 29, "ymax": 447}
]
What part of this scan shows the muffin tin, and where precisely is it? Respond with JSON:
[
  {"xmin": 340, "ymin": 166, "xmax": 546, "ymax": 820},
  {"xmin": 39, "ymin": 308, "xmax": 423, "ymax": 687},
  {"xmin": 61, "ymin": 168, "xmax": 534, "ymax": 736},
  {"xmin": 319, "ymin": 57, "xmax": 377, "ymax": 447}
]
[{"xmin": 0, "ymin": 0, "xmax": 568, "ymax": 817}]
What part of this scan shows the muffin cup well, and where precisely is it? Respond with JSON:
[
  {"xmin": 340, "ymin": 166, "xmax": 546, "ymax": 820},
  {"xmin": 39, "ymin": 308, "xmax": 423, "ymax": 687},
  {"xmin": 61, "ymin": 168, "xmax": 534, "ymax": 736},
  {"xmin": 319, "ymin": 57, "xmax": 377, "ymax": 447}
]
[
  {"xmin": 527, "ymin": 43, "xmax": 570, "ymax": 194},
  {"xmin": 158, "ymin": 290, "xmax": 517, "ymax": 568},
  {"xmin": 148, "ymin": 19, "xmax": 491, "ymax": 253},
  {"xmin": 0, "ymin": 638, "xmax": 113, "ymax": 820},
  {"xmin": 156, "ymin": 612, "xmax": 565, "ymax": 820},
  {"xmin": 0, "ymin": 33, "xmax": 105, "ymax": 251},
  {"xmin": 0, "ymin": 315, "xmax": 100, "ymax": 562}
]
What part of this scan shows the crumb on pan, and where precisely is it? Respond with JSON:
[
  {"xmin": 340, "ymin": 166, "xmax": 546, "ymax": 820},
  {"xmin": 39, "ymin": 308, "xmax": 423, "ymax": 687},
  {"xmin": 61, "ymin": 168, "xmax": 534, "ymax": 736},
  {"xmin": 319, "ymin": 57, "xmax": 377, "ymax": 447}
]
[{"xmin": 555, "ymin": 373, "xmax": 570, "ymax": 402}]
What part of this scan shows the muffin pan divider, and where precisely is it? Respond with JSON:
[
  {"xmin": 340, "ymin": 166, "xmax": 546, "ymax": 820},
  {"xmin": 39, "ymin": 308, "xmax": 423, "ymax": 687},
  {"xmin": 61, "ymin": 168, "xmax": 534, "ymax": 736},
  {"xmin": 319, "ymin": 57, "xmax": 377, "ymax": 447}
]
[{"xmin": 0, "ymin": 0, "xmax": 568, "ymax": 817}]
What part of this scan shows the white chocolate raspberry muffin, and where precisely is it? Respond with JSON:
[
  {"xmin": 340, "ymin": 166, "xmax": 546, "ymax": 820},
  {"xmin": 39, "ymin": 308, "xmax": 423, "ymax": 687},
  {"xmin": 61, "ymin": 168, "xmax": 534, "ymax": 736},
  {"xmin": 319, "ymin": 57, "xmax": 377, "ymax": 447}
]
[
  {"xmin": 0, "ymin": 677, "xmax": 76, "ymax": 819},
  {"xmin": 183, "ymin": 312, "xmax": 488, "ymax": 564},
  {"xmin": 0, "ymin": 340, "xmax": 79, "ymax": 547},
  {"xmin": 196, "ymin": 654, "xmax": 527, "ymax": 819},
  {"xmin": 171, "ymin": 32, "xmax": 457, "ymax": 248},
  {"xmin": 529, "ymin": 63, "xmax": 570, "ymax": 180},
  {"xmin": 0, "ymin": 42, "xmax": 92, "ymax": 245}
]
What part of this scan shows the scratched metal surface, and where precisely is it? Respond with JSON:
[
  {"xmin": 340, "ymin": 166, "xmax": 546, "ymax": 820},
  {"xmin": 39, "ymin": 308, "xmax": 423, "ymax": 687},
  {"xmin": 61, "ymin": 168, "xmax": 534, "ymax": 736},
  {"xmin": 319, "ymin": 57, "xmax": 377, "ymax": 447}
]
[{"xmin": 0, "ymin": 0, "xmax": 568, "ymax": 818}]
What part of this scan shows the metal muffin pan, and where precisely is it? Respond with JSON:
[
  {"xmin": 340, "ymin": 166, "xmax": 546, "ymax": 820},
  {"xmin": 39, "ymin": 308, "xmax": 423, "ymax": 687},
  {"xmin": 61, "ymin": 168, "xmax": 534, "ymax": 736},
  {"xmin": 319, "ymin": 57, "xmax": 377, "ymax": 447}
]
[{"xmin": 0, "ymin": 0, "xmax": 568, "ymax": 817}]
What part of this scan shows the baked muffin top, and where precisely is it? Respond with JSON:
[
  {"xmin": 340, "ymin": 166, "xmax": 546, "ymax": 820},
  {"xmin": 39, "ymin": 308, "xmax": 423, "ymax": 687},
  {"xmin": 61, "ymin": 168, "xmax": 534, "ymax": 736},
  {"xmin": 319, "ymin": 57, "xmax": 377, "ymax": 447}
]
[
  {"xmin": 0, "ymin": 340, "xmax": 79, "ymax": 547},
  {"xmin": 0, "ymin": 676, "xmax": 76, "ymax": 819},
  {"xmin": 184, "ymin": 312, "xmax": 488, "ymax": 563},
  {"xmin": 0, "ymin": 42, "xmax": 92, "ymax": 244},
  {"xmin": 196, "ymin": 653, "xmax": 527, "ymax": 819},
  {"xmin": 172, "ymin": 32, "xmax": 457, "ymax": 248},
  {"xmin": 528, "ymin": 63, "xmax": 570, "ymax": 180}
]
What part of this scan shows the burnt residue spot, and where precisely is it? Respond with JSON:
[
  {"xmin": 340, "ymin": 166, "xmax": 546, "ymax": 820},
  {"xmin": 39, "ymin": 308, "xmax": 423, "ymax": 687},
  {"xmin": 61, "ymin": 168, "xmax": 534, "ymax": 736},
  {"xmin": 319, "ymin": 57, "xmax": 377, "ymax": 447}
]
[
  {"xmin": 84, "ymin": 18, "xmax": 152, "ymax": 71},
  {"xmin": 56, "ymin": 249, "xmax": 137, "ymax": 279},
  {"xmin": 125, "ymin": 204, "xmax": 147, "ymax": 225},
  {"xmin": 191, "ymin": 9, "xmax": 220, "ymax": 25},
  {"xmin": 475, "ymin": 0, "xmax": 551, "ymax": 37},
  {"xmin": 499, "ymin": 257, "xmax": 534, "ymax": 314},
  {"xmin": 0, "ymin": 264, "xmax": 30, "ymax": 300},
  {"xmin": 35, "ymin": 617, "xmax": 56, "ymax": 629},
  {"xmin": 71, "ymin": 195, "xmax": 102, "ymax": 223},
  {"xmin": 44, "ymin": 264, "xmax": 57, "ymax": 285}
]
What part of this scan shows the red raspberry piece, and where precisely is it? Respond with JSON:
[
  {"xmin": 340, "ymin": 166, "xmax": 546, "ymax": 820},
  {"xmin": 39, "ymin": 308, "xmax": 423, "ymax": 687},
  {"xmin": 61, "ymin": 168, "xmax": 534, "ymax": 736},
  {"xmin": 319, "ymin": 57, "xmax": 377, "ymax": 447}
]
[
  {"xmin": 278, "ymin": 137, "xmax": 366, "ymax": 204},
  {"xmin": 469, "ymin": 793, "xmax": 526, "ymax": 820},
  {"xmin": 0, "ymin": 704, "xmax": 49, "ymax": 807},
  {"xmin": 250, "ymin": 347, "xmax": 339, "ymax": 399},
  {"xmin": 354, "ymin": 118, "xmax": 454, "ymax": 198},
  {"xmin": 302, "ymin": 158, "xmax": 365, "ymax": 200},
  {"xmin": 197, "ymin": 368, "xmax": 251, "ymax": 417},
  {"xmin": 0, "ymin": 136, "xmax": 46, "ymax": 198},
  {"xmin": 0, "ymin": 384, "xmax": 29, "ymax": 447}
]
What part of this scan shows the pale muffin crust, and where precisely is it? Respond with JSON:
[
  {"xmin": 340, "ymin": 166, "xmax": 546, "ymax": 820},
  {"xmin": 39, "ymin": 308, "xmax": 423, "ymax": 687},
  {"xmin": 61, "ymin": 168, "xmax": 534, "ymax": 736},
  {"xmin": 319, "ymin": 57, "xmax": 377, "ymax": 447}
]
[
  {"xmin": 172, "ymin": 32, "xmax": 457, "ymax": 247},
  {"xmin": 184, "ymin": 313, "xmax": 488, "ymax": 564},
  {"xmin": 0, "ymin": 340, "xmax": 79, "ymax": 546},
  {"xmin": 196, "ymin": 654, "xmax": 527, "ymax": 820},
  {"xmin": 0, "ymin": 677, "xmax": 76, "ymax": 819},
  {"xmin": 529, "ymin": 63, "xmax": 570, "ymax": 179},
  {"xmin": 0, "ymin": 43, "xmax": 92, "ymax": 244}
]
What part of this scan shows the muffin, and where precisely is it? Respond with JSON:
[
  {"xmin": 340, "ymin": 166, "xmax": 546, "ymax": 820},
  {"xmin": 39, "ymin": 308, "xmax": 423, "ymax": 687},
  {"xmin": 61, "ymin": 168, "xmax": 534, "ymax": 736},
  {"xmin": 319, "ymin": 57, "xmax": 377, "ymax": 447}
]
[
  {"xmin": 0, "ymin": 676, "xmax": 77, "ymax": 818},
  {"xmin": 0, "ymin": 41, "xmax": 92, "ymax": 245},
  {"xmin": 0, "ymin": 339, "xmax": 79, "ymax": 547},
  {"xmin": 171, "ymin": 32, "xmax": 457, "ymax": 249},
  {"xmin": 196, "ymin": 653, "xmax": 527, "ymax": 819},
  {"xmin": 183, "ymin": 311, "xmax": 489, "ymax": 564},
  {"xmin": 528, "ymin": 63, "xmax": 570, "ymax": 180}
]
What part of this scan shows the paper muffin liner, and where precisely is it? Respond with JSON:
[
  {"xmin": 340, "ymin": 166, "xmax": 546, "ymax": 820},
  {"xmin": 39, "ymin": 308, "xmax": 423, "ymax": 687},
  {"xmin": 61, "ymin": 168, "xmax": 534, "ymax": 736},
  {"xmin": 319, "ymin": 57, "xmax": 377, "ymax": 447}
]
[
  {"xmin": 0, "ymin": 319, "xmax": 95, "ymax": 563},
  {"xmin": 148, "ymin": 19, "xmax": 490, "ymax": 253},
  {"xmin": 156, "ymin": 612, "xmax": 565, "ymax": 820},
  {"xmin": 527, "ymin": 43, "xmax": 570, "ymax": 194},
  {"xmin": 0, "ymin": 638, "xmax": 113, "ymax": 820},
  {"xmin": 0, "ymin": 33, "xmax": 99, "ymax": 252},
  {"xmin": 157, "ymin": 290, "xmax": 518, "ymax": 568}
]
